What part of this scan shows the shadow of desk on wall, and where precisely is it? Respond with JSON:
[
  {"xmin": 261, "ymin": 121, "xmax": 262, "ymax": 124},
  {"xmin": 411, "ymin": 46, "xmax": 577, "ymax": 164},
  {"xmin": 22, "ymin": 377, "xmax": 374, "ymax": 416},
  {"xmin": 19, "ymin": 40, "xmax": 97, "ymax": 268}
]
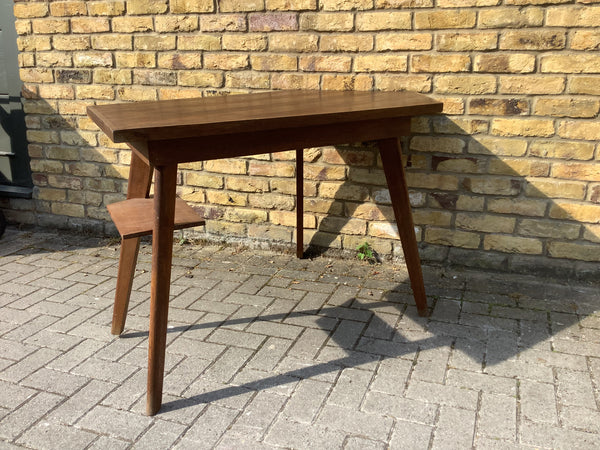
[{"xmin": 87, "ymin": 90, "xmax": 443, "ymax": 415}]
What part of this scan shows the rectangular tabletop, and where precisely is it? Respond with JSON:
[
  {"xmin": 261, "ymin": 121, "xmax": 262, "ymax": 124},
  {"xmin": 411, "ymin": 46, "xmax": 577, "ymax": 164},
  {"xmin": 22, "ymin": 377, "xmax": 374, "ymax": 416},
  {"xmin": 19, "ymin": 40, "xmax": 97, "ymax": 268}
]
[{"xmin": 87, "ymin": 90, "xmax": 443, "ymax": 143}]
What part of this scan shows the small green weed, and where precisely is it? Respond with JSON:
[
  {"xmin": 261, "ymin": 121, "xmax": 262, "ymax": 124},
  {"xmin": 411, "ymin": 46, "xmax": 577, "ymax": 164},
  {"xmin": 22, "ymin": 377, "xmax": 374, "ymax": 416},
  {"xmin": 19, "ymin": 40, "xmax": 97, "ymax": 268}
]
[{"xmin": 356, "ymin": 241, "xmax": 375, "ymax": 262}]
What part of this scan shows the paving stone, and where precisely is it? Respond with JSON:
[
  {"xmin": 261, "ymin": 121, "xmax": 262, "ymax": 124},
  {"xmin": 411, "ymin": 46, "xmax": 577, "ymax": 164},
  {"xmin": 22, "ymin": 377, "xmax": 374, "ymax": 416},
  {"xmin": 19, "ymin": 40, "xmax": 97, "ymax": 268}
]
[
  {"xmin": 21, "ymin": 367, "xmax": 89, "ymax": 397},
  {"xmin": 363, "ymin": 391, "xmax": 437, "ymax": 425},
  {"xmin": 131, "ymin": 419, "xmax": 187, "ymax": 450},
  {"xmin": 46, "ymin": 379, "xmax": 116, "ymax": 425},
  {"xmin": 0, "ymin": 392, "xmax": 63, "ymax": 440},
  {"xmin": 72, "ymin": 357, "xmax": 138, "ymax": 384},
  {"xmin": 317, "ymin": 404, "xmax": 394, "ymax": 441},
  {"xmin": 0, "ymin": 347, "xmax": 61, "ymax": 383},
  {"xmin": 208, "ymin": 329, "xmax": 265, "ymax": 350},
  {"xmin": 389, "ymin": 421, "xmax": 433, "ymax": 449},
  {"xmin": 246, "ymin": 337, "xmax": 293, "ymax": 372},
  {"xmin": 446, "ymin": 369, "xmax": 517, "ymax": 395},
  {"xmin": 406, "ymin": 380, "xmax": 478, "ymax": 410},
  {"xmin": 78, "ymin": 405, "xmax": 153, "ymax": 441},
  {"xmin": 181, "ymin": 404, "xmax": 239, "ymax": 445},
  {"xmin": 265, "ymin": 417, "xmax": 346, "ymax": 449},
  {"xmin": 234, "ymin": 390, "xmax": 287, "ymax": 429},
  {"xmin": 519, "ymin": 380, "xmax": 558, "ymax": 425},
  {"xmin": 369, "ymin": 357, "xmax": 413, "ymax": 396},
  {"xmin": 327, "ymin": 367, "xmax": 372, "ymax": 409},
  {"xmin": 477, "ymin": 392, "xmax": 517, "ymax": 441},
  {"xmin": 16, "ymin": 421, "xmax": 97, "ymax": 450},
  {"xmin": 281, "ymin": 378, "xmax": 331, "ymax": 424},
  {"xmin": 431, "ymin": 406, "xmax": 476, "ymax": 449}
]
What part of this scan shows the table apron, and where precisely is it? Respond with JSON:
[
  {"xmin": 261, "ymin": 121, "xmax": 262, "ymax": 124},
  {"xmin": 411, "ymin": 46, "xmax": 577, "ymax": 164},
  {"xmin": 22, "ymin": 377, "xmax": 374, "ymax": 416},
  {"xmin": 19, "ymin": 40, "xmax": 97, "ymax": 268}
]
[{"xmin": 138, "ymin": 117, "xmax": 411, "ymax": 166}]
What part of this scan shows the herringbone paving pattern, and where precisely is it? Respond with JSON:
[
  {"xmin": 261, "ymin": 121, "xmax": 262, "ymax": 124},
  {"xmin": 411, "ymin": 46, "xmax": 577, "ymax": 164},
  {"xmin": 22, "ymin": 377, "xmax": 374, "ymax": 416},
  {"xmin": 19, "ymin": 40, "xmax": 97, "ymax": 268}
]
[{"xmin": 0, "ymin": 227, "xmax": 599, "ymax": 449}]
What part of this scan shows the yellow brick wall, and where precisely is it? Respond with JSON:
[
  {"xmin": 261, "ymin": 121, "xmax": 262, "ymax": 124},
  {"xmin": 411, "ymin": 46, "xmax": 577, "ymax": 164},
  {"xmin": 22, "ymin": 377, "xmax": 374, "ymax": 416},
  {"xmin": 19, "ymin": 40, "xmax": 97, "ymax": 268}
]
[{"xmin": 10, "ymin": 0, "xmax": 600, "ymax": 278}]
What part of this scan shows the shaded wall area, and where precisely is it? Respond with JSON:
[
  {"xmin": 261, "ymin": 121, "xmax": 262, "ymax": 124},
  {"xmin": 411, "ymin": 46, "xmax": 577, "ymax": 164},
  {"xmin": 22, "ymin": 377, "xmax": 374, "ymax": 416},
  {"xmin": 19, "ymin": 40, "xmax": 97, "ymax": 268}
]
[{"xmin": 6, "ymin": 0, "xmax": 600, "ymax": 279}]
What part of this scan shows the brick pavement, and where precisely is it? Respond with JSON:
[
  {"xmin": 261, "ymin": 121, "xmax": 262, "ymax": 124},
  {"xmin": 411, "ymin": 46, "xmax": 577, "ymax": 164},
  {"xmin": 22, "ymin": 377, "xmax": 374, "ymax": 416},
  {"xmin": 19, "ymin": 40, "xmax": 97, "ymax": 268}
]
[{"xmin": 0, "ymin": 227, "xmax": 599, "ymax": 449}]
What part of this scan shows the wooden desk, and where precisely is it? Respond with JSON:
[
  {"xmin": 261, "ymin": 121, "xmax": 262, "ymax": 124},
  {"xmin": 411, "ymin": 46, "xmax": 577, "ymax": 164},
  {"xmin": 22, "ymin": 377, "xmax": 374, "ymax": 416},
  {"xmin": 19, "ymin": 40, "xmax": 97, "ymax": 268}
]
[{"xmin": 87, "ymin": 90, "xmax": 443, "ymax": 415}]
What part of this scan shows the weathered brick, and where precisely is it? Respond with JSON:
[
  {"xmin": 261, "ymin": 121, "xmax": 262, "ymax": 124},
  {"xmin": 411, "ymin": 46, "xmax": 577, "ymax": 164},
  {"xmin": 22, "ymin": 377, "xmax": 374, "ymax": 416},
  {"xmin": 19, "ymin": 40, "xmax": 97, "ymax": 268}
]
[
  {"xmin": 546, "ymin": 6, "xmax": 600, "ymax": 27},
  {"xmin": 469, "ymin": 98, "xmax": 528, "ymax": 116},
  {"xmin": 18, "ymin": 36, "xmax": 52, "ymax": 52},
  {"xmin": 251, "ymin": 54, "xmax": 297, "ymax": 71},
  {"xmin": 93, "ymin": 69, "xmax": 132, "ymax": 85},
  {"xmin": 412, "ymin": 55, "xmax": 470, "ymax": 73},
  {"xmin": 87, "ymin": 1, "xmax": 126, "ymax": 16},
  {"xmin": 436, "ymin": 32, "xmax": 497, "ymax": 51},
  {"xmin": 435, "ymin": 75, "xmax": 496, "ymax": 94},
  {"xmin": 323, "ymin": 74, "xmax": 374, "ymax": 91},
  {"xmin": 480, "ymin": 8, "xmax": 544, "ymax": 28},
  {"xmin": 486, "ymin": 198, "xmax": 544, "ymax": 218},
  {"xmin": 570, "ymin": 30, "xmax": 600, "ymax": 50},
  {"xmin": 500, "ymin": 30, "xmax": 566, "ymax": 50},
  {"xmin": 220, "ymin": 0, "xmax": 265, "ymax": 12},
  {"xmin": 32, "ymin": 19, "xmax": 70, "ymax": 34},
  {"xmin": 534, "ymin": 98, "xmax": 599, "ymax": 118},
  {"xmin": 134, "ymin": 35, "xmax": 176, "ymax": 51},
  {"xmin": 53, "ymin": 36, "xmax": 90, "ymax": 51},
  {"xmin": 112, "ymin": 16, "xmax": 154, "ymax": 32},
  {"xmin": 519, "ymin": 219, "xmax": 580, "ymax": 239},
  {"xmin": 558, "ymin": 121, "xmax": 600, "ymax": 140},
  {"xmin": 320, "ymin": 34, "xmax": 373, "ymax": 52},
  {"xmin": 178, "ymin": 35, "xmax": 221, "ymax": 51},
  {"xmin": 377, "ymin": 33, "xmax": 432, "ymax": 51},
  {"xmin": 73, "ymin": 52, "xmax": 113, "ymax": 68},
  {"xmin": 474, "ymin": 54, "xmax": 535, "ymax": 73},
  {"xmin": 550, "ymin": 202, "xmax": 600, "ymax": 223},
  {"xmin": 463, "ymin": 177, "xmax": 521, "ymax": 196},
  {"xmin": 499, "ymin": 75, "xmax": 565, "ymax": 94},
  {"xmin": 155, "ymin": 16, "xmax": 199, "ymax": 32},
  {"xmin": 271, "ymin": 73, "xmax": 320, "ymax": 90},
  {"xmin": 49, "ymin": 1, "xmax": 87, "ymax": 17},
  {"xmin": 70, "ymin": 18, "xmax": 110, "ymax": 33},
  {"xmin": 552, "ymin": 162, "xmax": 600, "ymax": 182},
  {"xmin": 484, "ymin": 235, "xmax": 542, "ymax": 254},
  {"xmin": 456, "ymin": 213, "xmax": 515, "ymax": 233},
  {"xmin": 178, "ymin": 71, "xmax": 224, "ymax": 87},
  {"xmin": 269, "ymin": 34, "xmax": 319, "ymax": 52},
  {"xmin": 158, "ymin": 53, "xmax": 203, "ymax": 70},
  {"xmin": 171, "ymin": 0, "xmax": 215, "ymax": 13},
  {"xmin": 200, "ymin": 15, "xmax": 247, "ymax": 32},
  {"xmin": 300, "ymin": 13, "xmax": 354, "ymax": 31},
  {"xmin": 525, "ymin": 179, "xmax": 586, "ymax": 200},
  {"xmin": 299, "ymin": 55, "xmax": 352, "ymax": 72},
  {"xmin": 355, "ymin": 54, "xmax": 407, "ymax": 72},
  {"xmin": 491, "ymin": 118, "xmax": 555, "ymax": 137},
  {"xmin": 529, "ymin": 140, "xmax": 594, "ymax": 160},
  {"xmin": 127, "ymin": 0, "xmax": 167, "ymax": 15},
  {"xmin": 266, "ymin": 0, "xmax": 317, "ymax": 9},
  {"xmin": 548, "ymin": 242, "xmax": 600, "ymax": 261},
  {"xmin": 356, "ymin": 12, "xmax": 411, "ymax": 31},
  {"xmin": 541, "ymin": 55, "xmax": 600, "ymax": 74},
  {"xmin": 14, "ymin": 3, "xmax": 49, "ymax": 18},
  {"xmin": 376, "ymin": 74, "xmax": 431, "ymax": 92},
  {"xmin": 320, "ymin": 0, "xmax": 372, "ymax": 10},
  {"xmin": 415, "ymin": 10, "xmax": 476, "ymax": 29},
  {"xmin": 92, "ymin": 35, "xmax": 132, "ymax": 51},
  {"xmin": 425, "ymin": 228, "xmax": 481, "ymax": 249},
  {"xmin": 117, "ymin": 86, "xmax": 157, "ymax": 101},
  {"xmin": 411, "ymin": 136, "xmax": 465, "ymax": 154},
  {"xmin": 222, "ymin": 34, "xmax": 267, "ymax": 51}
]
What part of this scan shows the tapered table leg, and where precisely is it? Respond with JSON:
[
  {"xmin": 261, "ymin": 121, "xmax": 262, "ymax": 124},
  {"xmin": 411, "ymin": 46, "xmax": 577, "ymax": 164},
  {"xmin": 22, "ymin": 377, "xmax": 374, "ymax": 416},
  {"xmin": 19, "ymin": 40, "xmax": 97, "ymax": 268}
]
[
  {"xmin": 146, "ymin": 163, "xmax": 177, "ymax": 416},
  {"xmin": 377, "ymin": 137, "xmax": 429, "ymax": 317},
  {"xmin": 112, "ymin": 152, "xmax": 153, "ymax": 335},
  {"xmin": 296, "ymin": 148, "xmax": 304, "ymax": 259}
]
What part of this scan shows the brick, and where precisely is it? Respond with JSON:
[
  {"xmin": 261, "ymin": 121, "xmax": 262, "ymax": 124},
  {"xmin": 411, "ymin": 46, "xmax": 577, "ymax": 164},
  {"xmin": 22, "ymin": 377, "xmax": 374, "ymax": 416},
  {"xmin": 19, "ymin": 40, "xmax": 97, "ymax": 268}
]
[
  {"xmin": 425, "ymin": 228, "xmax": 480, "ymax": 248},
  {"xmin": 71, "ymin": 18, "xmax": 110, "ymax": 33},
  {"xmin": 135, "ymin": 35, "xmax": 176, "ymax": 51},
  {"xmin": 32, "ymin": 19, "xmax": 70, "ymax": 34},
  {"xmin": 92, "ymin": 34, "xmax": 132, "ymax": 51},
  {"xmin": 376, "ymin": 74, "xmax": 430, "ymax": 92},
  {"xmin": 320, "ymin": 0, "xmax": 373, "ymax": 10},
  {"xmin": 249, "ymin": 12, "xmax": 298, "ymax": 31},
  {"xmin": 127, "ymin": 0, "xmax": 167, "ymax": 14},
  {"xmin": 518, "ymin": 219, "xmax": 581, "ymax": 239},
  {"xmin": 300, "ymin": 13, "xmax": 354, "ymax": 31},
  {"xmin": 204, "ymin": 53, "xmax": 249, "ymax": 70},
  {"xmin": 435, "ymin": 75, "xmax": 496, "ymax": 94},
  {"xmin": 377, "ymin": 33, "xmax": 432, "ymax": 51},
  {"xmin": 558, "ymin": 121, "xmax": 600, "ymax": 140},
  {"xmin": 155, "ymin": 15, "xmax": 199, "ymax": 32},
  {"xmin": 269, "ymin": 34, "xmax": 319, "ymax": 52},
  {"xmin": 462, "ymin": 177, "xmax": 520, "ymax": 196},
  {"xmin": 73, "ymin": 52, "xmax": 112, "ymax": 68},
  {"xmin": 436, "ymin": 32, "xmax": 497, "ymax": 51},
  {"xmin": 356, "ymin": 12, "xmax": 411, "ymax": 31},
  {"xmin": 500, "ymin": 30, "xmax": 566, "ymax": 50},
  {"xmin": 570, "ymin": 30, "xmax": 600, "ymax": 50},
  {"xmin": 271, "ymin": 73, "xmax": 320, "ymax": 90},
  {"xmin": 222, "ymin": 34, "xmax": 267, "ymax": 51},
  {"xmin": 320, "ymin": 34, "xmax": 374, "ymax": 52},
  {"xmin": 488, "ymin": 159, "xmax": 550, "ymax": 177},
  {"xmin": 474, "ymin": 54, "xmax": 535, "ymax": 73},
  {"xmin": 87, "ymin": 1, "xmax": 126, "ymax": 16},
  {"xmin": 456, "ymin": 213, "xmax": 515, "ymax": 233},
  {"xmin": 171, "ymin": 0, "xmax": 215, "ymax": 13},
  {"xmin": 75, "ymin": 85, "xmax": 115, "ymax": 99},
  {"xmin": 94, "ymin": 68, "xmax": 132, "ymax": 84},
  {"xmin": 541, "ymin": 54, "xmax": 600, "ymax": 73},
  {"xmin": 323, "ymin": 74, "xmax": 374, "ymax": 91},
  {"xmin": 220, "ymin": 0, "xmax": 265, "ymax": 11},
  {"xmin": 37, "ymin": 85, "xmax": 75, "ymax": 99},
  {"xmin": 225, "ymin": 71, "xmax": 270, "ymax": 89},
  {"xmin": 299, "ymin": 55, "xmax": 352, "ymax": 72},
  {"xmin": 414, "ymin": 10, "xmax": 476, "ymax": 29},
  {"xmin": 117, "ymin": 86, "xmax": 157, "ymax": 101},
  {"xmin": 355, "ymin": 54, "xmax": 407, "ymax": 72},
  {"xmin": 525, "ymin": 179, "xmax": 586, "ymax": 200},
  {"xmin": 14, "ymin": 3, "xmax": 49, "ymax": 18},
  {"xmin": 500, "ymin": 75, "xmax": 565, "ymax": 94},
  {"xmin": 158, "ymin": 53, "xmax": 203, "ymax": 70},
  {"xmin": 17, "ymin": 36, "xmax": 52, "ymax": 52},
  {"xmin": 550, "ymin": 202, "xmax": 600, "ymax": 223},
  {"xmin": 484, "ymin": 235, "xmax": 542, "ymax": 254},
  {"xmin": 491, "ymin": 118, "xmax": 554, "ymax": 137},
  {"xmin": 266, "ymin": 0, "xmax": 317, "ymax": 9},
  {"xmin": 49, "ymin": 1, "xmax": 87, "ymax": 17},
  {"xmin": 251, "ymin": 54, "xmax": 297, "ymax": 71},
  {"xmin": 112, "ymin": 16, "xmax": 154, "ymax": 32},
  {"xmin": 535, "ymin": 98, "xmax": 599, "ymax": 118},
  {"xmin": 200, "ymin": 14, "xmax": 247, "ymax": 32},
  {"xmin": 546, "ymin": 5, "xmax": 600, "ymax": 26},
  {"xmin": 178, "ymin": 35, "xmax": 221, "ymax": 51},
  {"xmin": 469, "ymin": 98, "xmax": 528, "ymax": 116},
  {"xmin": 412, "ymin": 54, "xmax": 470, "ymax": 73}
]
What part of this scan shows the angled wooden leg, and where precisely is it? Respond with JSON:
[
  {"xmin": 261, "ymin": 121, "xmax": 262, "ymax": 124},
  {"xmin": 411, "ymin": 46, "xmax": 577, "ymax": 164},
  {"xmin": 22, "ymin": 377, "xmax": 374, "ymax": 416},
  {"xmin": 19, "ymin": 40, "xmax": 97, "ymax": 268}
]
[
  {"xmin": 377, "ymin": 137, "xmax": 429, "ymax": 317},
  {"xmin": 296, "ymin": 148, "xmax": 304, "ymax": 259},
  {"xmin": 146, "ymin": 163, "xmax": 177, "ymax": 416},
  {"xmin": 112, "ymin": 151, "xmax": 153, "ymax": 335}
]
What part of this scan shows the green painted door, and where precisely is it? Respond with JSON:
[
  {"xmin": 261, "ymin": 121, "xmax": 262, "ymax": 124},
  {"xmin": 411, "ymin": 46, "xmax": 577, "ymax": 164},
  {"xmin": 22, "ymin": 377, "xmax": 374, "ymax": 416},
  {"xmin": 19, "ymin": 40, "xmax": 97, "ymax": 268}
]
[{"xmin": 0, "ymin": 2, "xmax": 32, "ymax": 198}]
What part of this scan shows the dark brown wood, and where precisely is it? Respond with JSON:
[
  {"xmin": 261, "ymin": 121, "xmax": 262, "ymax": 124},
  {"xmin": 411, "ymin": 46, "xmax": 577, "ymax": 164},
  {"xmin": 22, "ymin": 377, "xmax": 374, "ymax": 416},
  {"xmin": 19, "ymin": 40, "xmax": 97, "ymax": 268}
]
[
  {"xmin": 147, "ymin": 163, "xmax": 178, "ymax": 416},
  {"xmin": 111, "ymin": 152, "xmax": 153, "ymax": 335},
  {"xmin": 107, "ymin": 198, "xmax": 205, "ymax": 239},
  {"xmin": 377, "ymin": 137, "xmax": 429, "ymax": 317},
  {"xmin": 87, "ymin": 90, "xmax": 443, "ymax": 416},
  {"xmin": 296, "ymin": 149, "xmax": 304, "ymax": 259},
  {"xmin": 87, "ymin": 90, "xmax": 443, "ymax": 143}
]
